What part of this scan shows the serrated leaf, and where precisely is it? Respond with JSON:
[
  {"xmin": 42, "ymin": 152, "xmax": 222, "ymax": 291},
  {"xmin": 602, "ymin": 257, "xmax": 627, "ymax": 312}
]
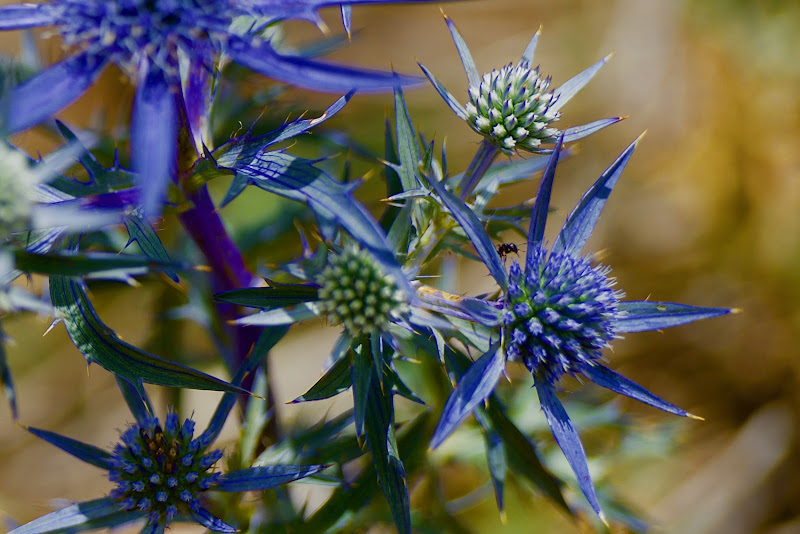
[
  {"xmin": 384, "ymin": 363, "xmax": 425, "ymax": 405},
  {"xmin": 302, "ymin": 412, "xmax": 429, "ymax": 534},
  {"xmin": 124, "ymin": 208, "xmax": 178, "ymax": 282},
  {"xmin": 50, "ymin": 121, "xmax": 136, "ymax": 195},
  {"xmin": 379, "ymin": 117, "xmax": 403, "ymax": 234},
  {"xmin": 50, "ymin": 274, "xmax": 248, "ymax": 394},
  {"xmin": 393, "ymin": 86, "xmax": 422, "ymax": 191},
  {"xmin": 215, "ymin": 149, "xmax": 410, "ymax": 297}
]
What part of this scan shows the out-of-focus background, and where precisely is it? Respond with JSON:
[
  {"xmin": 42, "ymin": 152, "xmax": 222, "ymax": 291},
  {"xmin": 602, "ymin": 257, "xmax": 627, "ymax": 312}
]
[{"xmin": 2, "ymin": 0, "xmax": 800, "ymax": 532}]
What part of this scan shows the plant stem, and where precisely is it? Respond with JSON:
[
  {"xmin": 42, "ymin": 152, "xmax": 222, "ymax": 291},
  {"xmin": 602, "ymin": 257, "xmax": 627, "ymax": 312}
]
[{"xmin": 173, "ymin": 86, "xmax": 278, "ymax": 440}]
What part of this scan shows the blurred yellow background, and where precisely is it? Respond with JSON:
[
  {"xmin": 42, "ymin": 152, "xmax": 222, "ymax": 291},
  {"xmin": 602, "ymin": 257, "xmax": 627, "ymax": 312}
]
[{"xmin": 2, "ymin": 1, "xmax": 800, "ymax": 533}]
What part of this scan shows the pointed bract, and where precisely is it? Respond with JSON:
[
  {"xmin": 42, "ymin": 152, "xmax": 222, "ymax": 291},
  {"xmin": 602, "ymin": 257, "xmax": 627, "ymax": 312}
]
[
  {"xmin": 132, "ymin": 66, "xmax": 178, "ymax": 217},
  {"xmin": 423, "ymin": 17, "xmax": 618, "ymax": 154},
  {"xmin": 552, "ymin": 134, "xmax": 641, "ymax": 256},
  {"xmin": 430, "ymin": 344, "xmax": 504, "ymax": 449},
  {"xmin": 0, "ymin": 4, "xmax": 59, "ymax": 30},
  {"xmin": 8, "ymin": 498, "xmax": 124, "ymax": 534},
  {"xmin": 216, "ymin": 465, "xmax": 326, "ymax": 492},
  {"xmin": 526, "ymin": 134, "xmax": 564, "ymax": 259},
  {"xmin": 25, "ymin": 426, "xmax": 116, "ymax": 470},
  {"xmin": 614, "ymin": 301, "xmax": 735, "ymax": 333},
  {"xmin": 1, "ymin": 52, "xmax": 106, "ymax": 134},
  {"xmin": 536, "ymin": 382, "xmax": 603, "ymax": 519},
  {"xmin": 228, "ymin": 38, "xmax": 422, "ymax": 93},
  {"xmin": 443, "ymin": 13, "xmax": 479, "ymax": 87},
  {"xmin": 189, "ymin": 507, "xmax": 237, "ymax": 533},
  {"xmin": 550, "ymin": 54, "xmax": 612, "ymax": 114},
  {"xmin": 580, "ymin": 364, "xmax": 690, "ymax": 417}
]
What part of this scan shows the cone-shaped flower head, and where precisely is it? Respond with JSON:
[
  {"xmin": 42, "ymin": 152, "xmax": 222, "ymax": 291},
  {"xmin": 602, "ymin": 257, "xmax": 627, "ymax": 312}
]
[
  {"xmin": 503, "ymin": 247, "xmax": 622, "ymax": 385},
  {"xmin": 108, "ymin": 412, "xmax": 220, "ymax": 525},
  {"xmin": 465, "ymin": 63, "xmax": 559, "ymax": 153},
  {"xmin": 0, "ymin": 0, "xmax": 429, "ymax": 215},
  {"xmin": 52, "ymin": 0, "xmax": 235, "ymax": 77},
  {"xmin": 317, "ymin": 245, "xmax": 409, "ymax": 336}
]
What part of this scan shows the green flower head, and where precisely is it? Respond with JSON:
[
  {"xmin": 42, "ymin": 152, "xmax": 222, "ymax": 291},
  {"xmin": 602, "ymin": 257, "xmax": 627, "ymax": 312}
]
[{"xmin": 316, "ymin": 245, "xmax": 409, "ymax": 336}]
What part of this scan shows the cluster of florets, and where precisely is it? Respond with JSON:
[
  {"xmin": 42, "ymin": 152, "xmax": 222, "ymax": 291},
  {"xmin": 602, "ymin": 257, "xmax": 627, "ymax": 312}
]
[
  {"xmin": 108, "ymin": 413, "xmax": 221, "ymax": 525},
  {"xmin": 316, "ymin": 246, "xmax": 409, "ymax": 336},
  {"xmin": 54, "ymin": 0, "xmax": 234, "ymax": 73},
  {"xmin": 464, "ymin": 61, "xmax": 560, "ymax": 153},
  {"xmin": 502, "ymin": 245, "xmax": 622, "ymax": 385},
  {"xmin": 0, "ymin": 144, "xmax": 34, "ymax": 236}
]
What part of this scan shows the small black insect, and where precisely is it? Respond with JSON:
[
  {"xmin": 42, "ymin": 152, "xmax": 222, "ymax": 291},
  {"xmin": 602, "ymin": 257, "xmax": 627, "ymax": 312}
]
[{"xmin": 497, "ymin": 242, "xmax": 519, "ymax": 260}]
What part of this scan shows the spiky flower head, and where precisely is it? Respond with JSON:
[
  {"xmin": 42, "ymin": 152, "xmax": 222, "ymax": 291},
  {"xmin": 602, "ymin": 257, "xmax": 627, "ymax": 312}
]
[
  {"xmin": 502, "ymin": 246, "xmax": 623, "ymax": 385},
  {"xmin": 0, "ymin": 143, "xmax": 35, "ymax": 236},
  {"xmin": 52, "ymin": 0, "xmax": 234, "ymax": 78},
  {"xmin": 316, "ymin": 246, "xmax": 409, "ymax": 336},
  {"xmin": 108, "ymin": 413, "xmax": 221, "ymax": 526},
  {"xmin": 465, "ymin": 62, "xmax": 559, "ymax": 154}
]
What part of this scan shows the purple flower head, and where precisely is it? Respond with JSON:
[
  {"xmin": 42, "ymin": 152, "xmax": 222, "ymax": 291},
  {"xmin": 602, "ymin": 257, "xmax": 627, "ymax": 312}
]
[
  {"xmin": 428, "ymin": 134, "xmax": 735, "ymax": 523},
  {"xmin": 11, "ymin": 364, "xmax": 327, "ymax": 533},
  {"xmin": 107, "ymin": 413, "xmax": 220, "ymax": 524},
  {"xmin": 503, "ymin": 249, "xmax": 621, "ymax": 386},
  {"xmin": 0, "ymin": 0, "xmax": 431, "ymax": 214}
]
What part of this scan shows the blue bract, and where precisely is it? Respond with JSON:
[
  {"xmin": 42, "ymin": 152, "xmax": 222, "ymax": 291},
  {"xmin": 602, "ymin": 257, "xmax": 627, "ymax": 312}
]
[
  {"xmin": 10, "ymin": 363, "xmax": 326, "ymax": 534},
  {"xmin": 419, "ymin": 14, "xmax": 623, "ymax": 155},
  {"xmin": 429, "ymin": 134, "xmax": 735, "ymax": 522},
  {"xmin": 0, "ymin": 0, "xmax": 432, "ymax": 215}
]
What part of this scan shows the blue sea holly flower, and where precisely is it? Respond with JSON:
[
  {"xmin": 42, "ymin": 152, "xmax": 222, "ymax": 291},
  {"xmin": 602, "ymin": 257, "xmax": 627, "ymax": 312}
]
[
  {"xmin": 419, "ymin": 14, "xmax": 623, "ymax": 156},
  {"xmin": 10, "ymin": 364, "xmax": 327, "ymax": 534},
  {"xmin": 427, "ymin": 134, "xmax": 736, "ymax": 522},
  {"xmin": 0, "ymin": 0, "xmax": 433, "ymax": 214},
  {"xmin": 418, "ymin": 14, "xmax": 625, "ymax": 200}
]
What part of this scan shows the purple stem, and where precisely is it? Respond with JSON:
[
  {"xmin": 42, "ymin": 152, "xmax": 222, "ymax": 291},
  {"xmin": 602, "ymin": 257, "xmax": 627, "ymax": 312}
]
[{"xmin": 172, "ymin": 81, "xmax": 274, "ymax": 433}]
